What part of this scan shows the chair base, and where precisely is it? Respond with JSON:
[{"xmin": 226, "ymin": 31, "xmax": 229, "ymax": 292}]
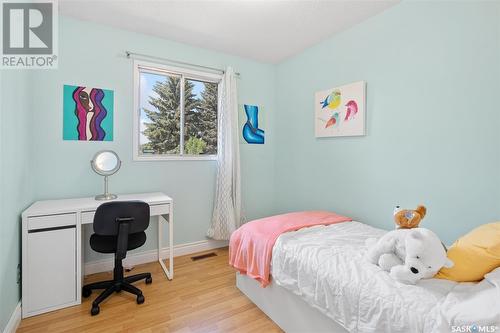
[{"xmin": 83, "ymin": 272, "xmax": 152, "ymax": 316}]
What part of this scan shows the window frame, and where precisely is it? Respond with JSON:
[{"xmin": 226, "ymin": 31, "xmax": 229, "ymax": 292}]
[{"xmin": 133, "ymin": 59, "xmax": 222, "ymax": 161}]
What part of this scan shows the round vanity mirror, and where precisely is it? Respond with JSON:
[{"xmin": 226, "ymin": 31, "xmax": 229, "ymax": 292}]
[{"xmin": 91, "ymin": 150, "xmax": 121, "ymax": 200}]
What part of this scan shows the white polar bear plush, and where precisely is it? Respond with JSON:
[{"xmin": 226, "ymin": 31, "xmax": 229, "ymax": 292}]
[{"xmin": 365, "ymin": 228, "xmax": 454, "ymax": 284}]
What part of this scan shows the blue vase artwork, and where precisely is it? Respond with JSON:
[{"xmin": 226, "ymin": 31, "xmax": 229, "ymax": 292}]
[{"xmin": 242, "ymin": 104, "xmax": 265, "ymax": 144}]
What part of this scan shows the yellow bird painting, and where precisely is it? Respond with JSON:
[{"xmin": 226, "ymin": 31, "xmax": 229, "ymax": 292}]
[{"xmin": 320, "ymin": 90, "xmax": 341, "ymax": 110}]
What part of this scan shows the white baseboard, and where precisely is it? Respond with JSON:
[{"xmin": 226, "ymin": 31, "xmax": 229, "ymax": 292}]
[
  {"xmin": 3, "ymin": 301, "xmax": 21, "ymax": 333},
  {"xmin": 84, "ymin": 239, "xmax": 228, "ymax": 275}
]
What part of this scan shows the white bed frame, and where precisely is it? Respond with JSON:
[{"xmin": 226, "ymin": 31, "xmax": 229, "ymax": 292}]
[{"xmin": 236, "ymin": 273, "xmax": 348, "ymax": 333}]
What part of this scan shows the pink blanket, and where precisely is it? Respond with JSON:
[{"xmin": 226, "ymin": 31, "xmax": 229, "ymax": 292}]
[{"xmin": 229, "ymin": 211, "xmax": 352, "ymax": 287}]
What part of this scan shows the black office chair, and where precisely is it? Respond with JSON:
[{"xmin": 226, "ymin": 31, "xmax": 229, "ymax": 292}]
[{"xmin": 82, "ymin": 201, "xmax": 152, "ymax": 316}]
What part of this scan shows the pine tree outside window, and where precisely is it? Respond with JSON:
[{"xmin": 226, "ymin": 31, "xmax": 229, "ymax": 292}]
[{"xmin": 133, "ymin": 61, "xmax": 221, "ymax": 160}]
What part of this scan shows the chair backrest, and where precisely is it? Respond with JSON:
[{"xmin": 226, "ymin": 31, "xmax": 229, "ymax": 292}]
[{"xmin": 93, "ymin": 201, "xmax": 150, "ymax": 236}]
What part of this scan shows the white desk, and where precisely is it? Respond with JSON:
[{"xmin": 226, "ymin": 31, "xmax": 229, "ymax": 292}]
[{"xmin": 21, "ymin": 192, "xmax": 173, "ymax": 318}]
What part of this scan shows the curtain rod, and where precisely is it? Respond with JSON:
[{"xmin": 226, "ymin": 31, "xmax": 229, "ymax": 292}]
[{"xmin": 125, "ymin": 51, "xmax": 240, "ymax": 76}]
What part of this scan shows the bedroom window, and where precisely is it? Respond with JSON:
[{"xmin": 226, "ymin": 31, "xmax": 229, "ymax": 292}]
[{"xmin": 133, "ymin": 60, "xmax": 221, "ymax": 161}]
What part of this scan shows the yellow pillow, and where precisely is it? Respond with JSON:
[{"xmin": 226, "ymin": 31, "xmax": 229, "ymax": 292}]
[{"xmin": 436, "ymin": 222, "xmax": 500, "ymax": 282}]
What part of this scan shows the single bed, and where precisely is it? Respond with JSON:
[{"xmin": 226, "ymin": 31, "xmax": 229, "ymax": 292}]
[{"xmin": 235, "ymin": 221, "xmax": 500, "ymax": 333}]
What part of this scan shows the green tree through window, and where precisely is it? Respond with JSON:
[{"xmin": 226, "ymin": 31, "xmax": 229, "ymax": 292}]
[{"xmin": 140, "ymin": 72, "xmax": 218, "ymax": 156}]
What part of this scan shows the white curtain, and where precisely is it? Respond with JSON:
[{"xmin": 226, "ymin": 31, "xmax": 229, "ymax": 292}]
[{"xmin": 207, "ymin": 67, "xmax": 242, "ymax": 240}]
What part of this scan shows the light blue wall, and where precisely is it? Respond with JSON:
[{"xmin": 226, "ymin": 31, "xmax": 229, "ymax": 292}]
[
  {"xmin": 30, "ymin": 17, "xmax": 277, "ymax": 261},
  {"xmin": 274, "ymin": 1, "xmax": 500, "ymax": 245},
  {"xmin": 1, "ymin": 16, "xmax": 277, "ymax": 326},
  {"xmin": 0, "ymin": 71, "xmax": 33, "ymax": 331}
]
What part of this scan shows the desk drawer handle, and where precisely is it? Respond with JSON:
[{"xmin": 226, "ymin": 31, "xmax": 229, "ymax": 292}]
[{"xmin": 28, "ymin": 225, "xmax": 76, "ymax": 233}]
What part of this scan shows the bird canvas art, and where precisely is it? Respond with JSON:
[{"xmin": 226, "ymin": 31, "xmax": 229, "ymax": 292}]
[{"xmin": 315, "ymin": 81, "xmax": 365, "ymax": 137}]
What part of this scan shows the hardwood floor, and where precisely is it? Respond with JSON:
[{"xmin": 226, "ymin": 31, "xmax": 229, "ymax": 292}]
[{"xmin": 18, "ymin": 248, "xmax": 282, "ymax": 333}]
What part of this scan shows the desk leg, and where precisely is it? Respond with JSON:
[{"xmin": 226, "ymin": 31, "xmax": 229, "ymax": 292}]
[{"xmin": 158, "ymin": 207, "xmax": 173, "ymax": 280}]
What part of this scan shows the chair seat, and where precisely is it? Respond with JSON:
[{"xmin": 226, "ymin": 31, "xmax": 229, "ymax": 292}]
[{"xmin": 90, "ymin": 232, "xmax": 146, "ymax": 253}]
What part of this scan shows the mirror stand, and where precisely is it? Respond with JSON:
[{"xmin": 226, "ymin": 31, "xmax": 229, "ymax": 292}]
[
  {"xmin": 95, "ymin": 175, "xmax": 118, "ymax": 201},
  {"xmin": 91, "ymin": 150, "xmax": 121, "ymax": 201}
]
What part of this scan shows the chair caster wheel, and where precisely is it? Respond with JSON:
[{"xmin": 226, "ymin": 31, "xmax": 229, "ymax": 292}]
[
  {"xmin": 137, "ymin": 294, "xmax": 145, "ymax": 304},
  {"xmin": 145, "ymin": 277, "xmax": 152, "ymax": 284},
  {"xmin": 82, "ymin": 287, "xmax": 91, "ymax": 298},
  {"xmin": 91, "ymin": 306, "xmax": 100, "ymax": 316}
]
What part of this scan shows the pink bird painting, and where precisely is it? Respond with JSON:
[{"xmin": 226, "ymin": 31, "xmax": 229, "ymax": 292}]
[{"xmin": 344, "ymin": 100, "xmax": 358, "ymax": 121}]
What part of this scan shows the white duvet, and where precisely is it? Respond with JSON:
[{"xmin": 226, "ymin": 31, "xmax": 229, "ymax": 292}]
[{"xmin": 271, "ymin": 221, "xmax": 500, "ymax": 333}]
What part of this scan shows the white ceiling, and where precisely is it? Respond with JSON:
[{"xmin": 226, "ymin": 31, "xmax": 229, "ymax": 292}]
[{"xmin": 59, "ymin": 0, "xmax": 399, "ymax": 64}]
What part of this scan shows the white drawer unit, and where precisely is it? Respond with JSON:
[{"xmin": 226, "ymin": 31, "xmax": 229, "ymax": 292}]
[
  {"xmin": 28, "ymin": 213, "xmax": 76, "ymax": 230},
  {"xmin": 26, "ymin": 226, "xmax": 77, "ymax": 315},
  {"xmin": 80, "ymin": 204, "xmax": 169, "ymax": 225},
  {"xmin": 149, "ymin": 203, "xmax": 170, "ymax": 217},
  {"xmin": 23, "ymin": 213, "xmax": 78, "ymax": 317},
  {"xmin": 22, "ymin": 192, "xmax": 174, "ymax": 318},
  {"xmin": 81, "ymin": 211, "xmax": 95, "ymax": 224}
]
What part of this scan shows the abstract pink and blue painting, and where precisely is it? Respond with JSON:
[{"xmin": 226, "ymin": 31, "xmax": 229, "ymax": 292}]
[
  {"xmin": 315, "ymin": 81, "xmax": 365, "ymax": 138},
  {"xmin": 63, "ymin": 85, "xmax": 114, "ymax": 141}
]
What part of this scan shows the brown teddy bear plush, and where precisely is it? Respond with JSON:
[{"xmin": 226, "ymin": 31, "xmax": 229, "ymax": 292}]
[{"xmin": 393, "ymin": 205, "xmax": 426, "ymax": 229}]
